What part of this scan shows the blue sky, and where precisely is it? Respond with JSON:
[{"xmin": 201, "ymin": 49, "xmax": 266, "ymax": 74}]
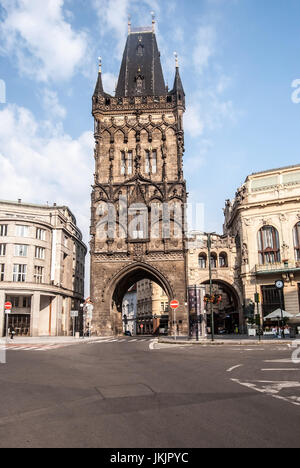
[{"xmin": 0, "ymin": 0, "xmax": 300, "ymax": 285}]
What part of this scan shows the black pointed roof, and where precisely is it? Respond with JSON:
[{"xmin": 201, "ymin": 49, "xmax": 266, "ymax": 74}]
[
  {"xmin": 171, "ymin": 67, "xmax": 185, "ymax": 97},
  {"xmin": 115, "ymin": 29, "xmax": 166, "ymax": 98},
  {"xmin": 93, "ymin": 70, "xmax": 104, "ymax": 96}
]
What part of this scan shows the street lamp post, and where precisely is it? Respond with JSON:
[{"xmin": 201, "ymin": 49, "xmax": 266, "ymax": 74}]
[
  {"xmin": 205, "ymin": 232, "xmax": 216, "ymax": 342},
  {"xmin": 275, "ymin": 280, "xmax": 285, "ymax": 339}
]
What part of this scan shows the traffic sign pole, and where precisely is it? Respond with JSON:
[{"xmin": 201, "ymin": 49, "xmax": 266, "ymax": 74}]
[
  {"xmin": 170, "ymin": 300, "xmax": 179, "ymax": 341},
  {"xmin": 4, "ymin": 302, "xmax": 12, "ymax": 340}
]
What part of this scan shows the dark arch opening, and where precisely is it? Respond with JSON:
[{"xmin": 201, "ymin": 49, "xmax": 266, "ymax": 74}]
[
  {"xmin": 110, "ymin": 263, "xmax": 173, "ymax": 337},
  {"xmin": 112, "ymin": 266, "xmax": 172, "ymax": 312},
  {"xmin": 201, "ymin": 279, "xmax": 242, "ymax": 335}
]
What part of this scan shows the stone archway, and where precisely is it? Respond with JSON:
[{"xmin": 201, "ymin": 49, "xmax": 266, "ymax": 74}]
[
  {"xmin": 108, "ymin": 262, "xmax": 174, "ymax": 336},
  {"xmin": 201, "ymin": 279, "xmax": 243, "ymax": 334}
]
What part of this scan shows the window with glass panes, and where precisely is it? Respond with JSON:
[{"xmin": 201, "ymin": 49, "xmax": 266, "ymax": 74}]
[
  {"xmin": 293, "ymin": 223, "xmax": 300, "ymax": 261},
  {"xmin": 36, "ymin": 228, "xmax": 46, "ymax": 241},
  {"xmin": 35, "ymin": 246, "xmax": 45, "ymax": 259},
  {"xmin": 258, "ymin": 226, "xmax": 281, "ymax": 265},
  {"xmin": 34, "ymin": 266, "xmax": 44, "ymax": 284},
  {"xmin": 0, "ymin": 244, "xmax": 6, "ymax": 256},
  {"xmin": 0, "ymin": 264, "xmax": 4, "ymax": 281},
  {"xmin": 16, "ymin": 225, "xmax": 29, "ymax": 237},
  {"xmin": 0, "ymin": 225, "xmax": 7, "ymax": 237},
  {"xmin": 13, "ymin": 264, "xmax": 27, "ymax": 282},
  {"xmin": 15, "ymin": 245, "xmax": 28, "ymax": 257}
]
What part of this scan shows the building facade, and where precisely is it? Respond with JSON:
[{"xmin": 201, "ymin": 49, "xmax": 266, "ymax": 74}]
[
  {"xmin": 188, "ymin": 164, "xmax": 300, "ymax": 333},
  {"xmin": 122, "ymin": 285, "xmax": 137, "ymax": 336},
  {"xmin": 136, "ymin": 279, "xmax": 169, "ymax": 334},
  {"xmin": 0, "ymin": 200, "xmax": 87, "ymax": 337},
  {"xmin": 90, "ymin": 19, "xmax": 188, "ymax": 336}
]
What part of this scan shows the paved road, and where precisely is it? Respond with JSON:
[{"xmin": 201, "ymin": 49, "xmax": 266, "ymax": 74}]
[{"xmin": 0, "ymin": 337, "xmax": 299, "ymax": 448}]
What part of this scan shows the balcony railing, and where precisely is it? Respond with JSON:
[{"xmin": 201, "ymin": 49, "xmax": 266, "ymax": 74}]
[{"xmin": 255, "ymin": 261, "xmax": 300, "ymax": 274}]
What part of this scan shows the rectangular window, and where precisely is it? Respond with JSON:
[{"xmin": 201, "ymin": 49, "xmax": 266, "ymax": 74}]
[
  {"xmin": 15, "ymin": 244, "xmax": 28, "ymax": 257},
  {"xmin": 128, "ymin": 151, "xmax": 133, "ymax": 175},
  {"xmin": 0, "ymin": 264, "xmax": 4, "ymax": 281},
  {"xmin": 23, "ymin": 296, "xmax": 31, "ymax": 308},
  {"xmin": 145, "ymin": 151, "xmax": 150, "ymax": 174},
  {"xmin": 152, "ymin": 150, "xmax": 157, "ymax": 174},
  {"xmin": 64, "ymin": 236, "xmax": 68, "ymax": 248},
  {"xmin": 16, "ymin": 225, "xmax": 29, "ymax": 238},
  {"xmin": 35, "ymin": 247, "xmax": 45, "ymax": 259},
  {"xmin": 34, "ymin": 266, "xmax": 44, "ymax": 284},
  {"xmin": 0, "ymin": 244, "xmax": 6, "ymax": 256},
  {"xmin": 0, "ymin": 225, "xmax": 7, "ymax": 237},
  {"xmin": 121, "ymin": 152, "xmax": 126, "ymax": 175},
  {"xmin": 13, "ymin": 264, "xmax": 27, "ymax": 283},
  {"xmin": 36, "ymin": 228, "xmax": 46, "ymax": 241}
]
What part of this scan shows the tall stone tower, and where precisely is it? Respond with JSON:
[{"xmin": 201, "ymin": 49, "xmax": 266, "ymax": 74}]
[{"xmin": 90, "ymin": 19, "xmax": 188, "ymax": 336}]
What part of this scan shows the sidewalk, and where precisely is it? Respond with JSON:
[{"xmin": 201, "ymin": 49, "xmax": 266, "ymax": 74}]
[
  {"xmin": 159, "ymin": 334, "xmax": 298, "ymax": 346},
  {"xmin": 1, "ymin": 336, "xmax": 112, "ymax": 345}
]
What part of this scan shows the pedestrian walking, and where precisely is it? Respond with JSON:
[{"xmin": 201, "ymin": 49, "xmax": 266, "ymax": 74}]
[{"xmin": 10, "ymin": 327, "xmax": 15, "ymax": 340}]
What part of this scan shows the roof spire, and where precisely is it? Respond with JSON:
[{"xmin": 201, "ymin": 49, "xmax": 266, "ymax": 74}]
[
  {"xmin": 98, "ymin": 56, "xmax": 102, "ymax": 74},
  {"xmin": 128, "ymin": 15, "xmax": 131, "ymax": 34},
  {"xmin": 151, "ymin": 11, "xmax": 156, "ymax": 32},
  {"xmin": 174, "ymin": 51, "xmax": 179, "ymax": 69}
]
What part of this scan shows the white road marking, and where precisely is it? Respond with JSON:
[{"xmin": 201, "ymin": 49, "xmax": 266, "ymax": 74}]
[
  {"xmin": 227, "ymin": 364, "xmax": 243, "ymax": 373},
  {"xmin": 261, "ymin": 369, "xmax": 299, "ymax": 372},
  {"xmin": 232, "ymin": 378, "xmax": 300, "ymax": 407},
  {"xmin": 149, "ymin": 339, "xmax": 158, "ymax": 350},
  {"xmin": 264, "ymin": 359, "xmax": 296, "ymax": 363}
]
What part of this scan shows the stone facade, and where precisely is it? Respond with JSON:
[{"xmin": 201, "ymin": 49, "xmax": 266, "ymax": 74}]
[
  {"xmin": 224, "ymin": 164, "xmax": 300, "ymax": 323},
  {"xmin": 0, "ymin": 200, "xmax": 87, "ymax": 337},
  {"xmin": 188, "ymin": 165, "xmax": 300, "ymax": 332},
  {"xmin": 90, "ymin": 25, "xmax": 188, "ymax": 336}
]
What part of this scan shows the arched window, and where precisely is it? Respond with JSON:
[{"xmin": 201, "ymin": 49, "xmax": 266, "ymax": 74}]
[
  {"xmin": 210, "ymin": 253, "xmax": 217, "ymax": 269},
  {"xmin": 198, "ymin": 253, "xmax": 207, "ymax": 269},
  {"xmin": 219, "ymin": 252, "xmax": 228, "ymax": 268},
  {"xmin": 293, "ymin": 222, "xmax": 300, "ymax": 261},
  {"xmin": 258, "ymin": 226, "xmax": 281, "ymax": 265}
]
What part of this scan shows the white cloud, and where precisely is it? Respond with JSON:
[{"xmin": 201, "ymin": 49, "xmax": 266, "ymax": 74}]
[
  {"xmin": 192, "ymin": 25, "xmax": 216, "ymax": 74},
  {"xmin": 92, "ymin": 0, "xmax": 160, "ymax": 57},
  {"xmin": 0, "ymin": 0, "xmax": 90, "ymax": 82},
  {"xmin": 0, "ymin": 104, "xmax": 94, "ymax": 249},
  {"xmin": 41, "ymin": 89, "xmax": 66, "ymax": 119}
]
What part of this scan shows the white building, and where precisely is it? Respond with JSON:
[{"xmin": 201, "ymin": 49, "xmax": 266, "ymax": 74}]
[
  {"xmin": 0, "ymin": 200, "xmax": 87, "ymax": 337},
  {"xmin": 122, "ymin": 285, "xmax": 137, "ymax": 336}
]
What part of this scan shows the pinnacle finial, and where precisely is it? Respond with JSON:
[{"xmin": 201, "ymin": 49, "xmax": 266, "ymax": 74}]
[
  {"xmin": 128, "ymin": 15, "xmax": 131, "ymax": 34},
  {"xmin": 174, "ymin": 51, "xmax": 179, "ymax": 68},
  {"xmin": 151, "ymin": 11, "xmax": 156, "ymax": 32},
  {"xmin": 98, "ymin": 56, "xmax": 102, "ymax": 73}
]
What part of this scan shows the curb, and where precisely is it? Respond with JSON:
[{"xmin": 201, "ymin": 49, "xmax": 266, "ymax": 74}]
[{"xmin": 158, "ymin": 339, "xmax": 294, "ymax": 346}]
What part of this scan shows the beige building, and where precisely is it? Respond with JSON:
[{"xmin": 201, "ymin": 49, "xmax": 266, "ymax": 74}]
[
  {"xmin": 136, "ymin": 280, "xmax": 169, "ymax": 334},
  {"xmin": 188, "ymin": 164, "xmax": 300, "ymax": 334},
  {"xmin": 0, "ymin": 200, "xmax": 87, "ymax": 337}
]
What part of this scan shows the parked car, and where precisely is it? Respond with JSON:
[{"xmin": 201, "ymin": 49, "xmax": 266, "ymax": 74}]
[{"xmin": 124, "ymin": 331, "xmax": 132, "ymax": 337}]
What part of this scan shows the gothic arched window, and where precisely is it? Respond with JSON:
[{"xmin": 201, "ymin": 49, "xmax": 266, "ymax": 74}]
[
  {"xmin": 293, "ymin": 222, "xmax": 300, "ymax": 261},
  {"xmin": 198, "ymin": 253, "xmax": 207, "ymax": 269},
  {"xmin": 210, "ymin": 253, "xmax": 217, "ymax": 269},
  {"xmin": 219, "ymin": 252, "xmax": 228, "ymax": 268},
  {"xmin": 258, "ymin": 225, "xmax": 281, "ymax": 265}
]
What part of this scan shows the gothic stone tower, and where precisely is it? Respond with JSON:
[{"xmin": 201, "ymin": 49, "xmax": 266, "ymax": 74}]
[{"xmin": 90, "ymin": 21, "xmax": 188, "ymax": 336}]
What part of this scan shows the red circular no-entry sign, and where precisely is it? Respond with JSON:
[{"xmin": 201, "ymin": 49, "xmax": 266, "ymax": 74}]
[
  {"xmin": 170, "ymin": 300, "xmax": 179, "ymax": 310},
  {"xmin": 5, "ymin": 302, "xmax": 12, "ymax": 310}
]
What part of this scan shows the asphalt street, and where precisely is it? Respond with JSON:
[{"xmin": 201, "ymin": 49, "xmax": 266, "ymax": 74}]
[{"xmin": 0, "ymin": 337, "xmax": 299, "ymax": 448}]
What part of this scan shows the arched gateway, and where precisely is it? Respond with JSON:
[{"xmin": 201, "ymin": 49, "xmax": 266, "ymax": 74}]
[{"xmin": 90, "ymin": 22, "xmax": 188, "ymax": 336}]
